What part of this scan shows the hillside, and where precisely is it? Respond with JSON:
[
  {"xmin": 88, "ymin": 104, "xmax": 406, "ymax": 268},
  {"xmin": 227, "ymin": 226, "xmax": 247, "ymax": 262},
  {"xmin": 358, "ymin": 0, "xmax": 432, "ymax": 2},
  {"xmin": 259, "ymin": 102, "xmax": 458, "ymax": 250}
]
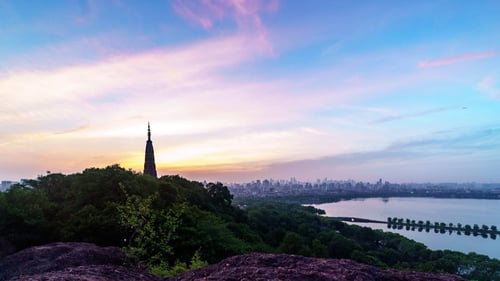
[{"xmin": 0, "ymin": 165, "xmax": 499, "ymax": 280}]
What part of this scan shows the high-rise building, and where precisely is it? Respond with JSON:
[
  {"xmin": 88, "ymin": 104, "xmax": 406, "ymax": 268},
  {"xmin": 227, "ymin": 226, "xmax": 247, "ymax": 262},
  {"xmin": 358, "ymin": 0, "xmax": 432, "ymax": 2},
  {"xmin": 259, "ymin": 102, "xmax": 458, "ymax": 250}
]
[
  {"xmin": 1, "ymin": 181, "xmax": 17, "ymax": 191},
  {"xmin": 143, "ymin": 122, "xmax": 157, "ymax": 178}
]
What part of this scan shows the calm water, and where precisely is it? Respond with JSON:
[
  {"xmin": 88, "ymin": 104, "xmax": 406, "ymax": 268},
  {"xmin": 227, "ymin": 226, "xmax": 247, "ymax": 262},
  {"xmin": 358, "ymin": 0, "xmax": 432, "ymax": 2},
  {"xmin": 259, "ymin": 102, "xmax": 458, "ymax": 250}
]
[{"xmin": 312, "ymin": 197, "xmax": 500, "ymax": 260}]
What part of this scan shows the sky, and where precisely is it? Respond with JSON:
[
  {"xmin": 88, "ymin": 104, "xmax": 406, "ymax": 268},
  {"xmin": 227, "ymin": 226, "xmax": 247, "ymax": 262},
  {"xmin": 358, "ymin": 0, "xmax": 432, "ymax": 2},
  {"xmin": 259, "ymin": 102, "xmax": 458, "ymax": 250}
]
[{"xmin": 1, "ymin": 0, "xmax": 500, "ymax": 183}]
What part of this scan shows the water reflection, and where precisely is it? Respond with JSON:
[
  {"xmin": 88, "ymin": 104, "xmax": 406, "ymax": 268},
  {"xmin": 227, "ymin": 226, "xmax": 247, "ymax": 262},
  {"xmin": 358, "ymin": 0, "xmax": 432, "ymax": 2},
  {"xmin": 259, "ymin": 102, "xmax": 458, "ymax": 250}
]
[
  {"xmin": 386, "ymin": 218, "xmax": 498, "ymax": 240},
  {"xmin": 313, "ymin": 197, "xmax": 500, "ymax": 260}
]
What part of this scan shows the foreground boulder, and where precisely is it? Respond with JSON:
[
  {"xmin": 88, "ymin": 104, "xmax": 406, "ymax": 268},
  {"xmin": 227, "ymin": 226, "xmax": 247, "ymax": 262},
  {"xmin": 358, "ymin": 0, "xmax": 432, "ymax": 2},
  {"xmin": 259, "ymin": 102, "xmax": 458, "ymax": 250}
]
[
  {"xmin": 169, "ymin": 253, "xmax": 465, "ymax": 281},
  {"xmin": 0, "ymin": 242, "xmax": 160, "ymax": 281},
  {"xmin": 0, "ymin": 243, "xmax": 465, "ymax": 281}
]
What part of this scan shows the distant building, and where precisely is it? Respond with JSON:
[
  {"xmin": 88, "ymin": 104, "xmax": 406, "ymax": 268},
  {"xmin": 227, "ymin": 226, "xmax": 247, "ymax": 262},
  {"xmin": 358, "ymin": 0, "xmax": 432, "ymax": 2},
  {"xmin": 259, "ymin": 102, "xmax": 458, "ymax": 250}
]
[
  {"xmin": 143, "ymin": 122, "xmax": 158, "ymax": 178},
  {"xmin": 1, "ymin": 181, "xmax": 17, "ymax": 191}
]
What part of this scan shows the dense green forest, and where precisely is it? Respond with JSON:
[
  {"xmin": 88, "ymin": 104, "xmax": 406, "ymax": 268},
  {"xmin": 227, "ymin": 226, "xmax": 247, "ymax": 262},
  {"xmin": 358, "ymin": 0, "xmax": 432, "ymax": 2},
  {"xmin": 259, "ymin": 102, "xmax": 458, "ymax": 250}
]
[{"xmin": 1, "ymin": 165, "xmax": 499, "ymax": 280}]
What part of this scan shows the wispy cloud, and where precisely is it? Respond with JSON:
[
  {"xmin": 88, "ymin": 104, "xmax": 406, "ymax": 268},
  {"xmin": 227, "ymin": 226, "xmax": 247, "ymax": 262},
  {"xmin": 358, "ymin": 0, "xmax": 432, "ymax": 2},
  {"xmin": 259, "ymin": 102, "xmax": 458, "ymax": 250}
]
[
  {"xmin": 0, "ymin": 35, "xmax": 264, "ymax": 150},
  {"xmin": 74, "ymin": 0, "xmax": 98, "ymax": 24},
  {"xmin": 251, "ymin": 125, "xmax": 500, "ymax": 182},
  {"xmin": 0, "ymin": 32, "xmax": 340, "ymax": 177},
  {"xmin": 173, "ymin": 0, "xmax": 278, "ymax": 30},
  {"xmin": 172, "ymin": 0, "xmax": 222, "ymax": 29},
  {"xmin": 0, "ymin": 35, "xmax": 262, "ymax": 114},
  {"xmin": 55, "ymin": 125, "xmax": 90, "ymax": 135},
  {"xmin": 478, "ymin": 75, "xmax": 500, "ymax": 100},
  {"xmin": 172, "ymin": 0, "xmax": 278, "ymax": 55},
  {"xmin": 372, "ymin": 107, "xmax": 455, "ymax": 124},
  {"xmin": 418, "ymin": 50, "xmax": 497, "ymax": 68}
]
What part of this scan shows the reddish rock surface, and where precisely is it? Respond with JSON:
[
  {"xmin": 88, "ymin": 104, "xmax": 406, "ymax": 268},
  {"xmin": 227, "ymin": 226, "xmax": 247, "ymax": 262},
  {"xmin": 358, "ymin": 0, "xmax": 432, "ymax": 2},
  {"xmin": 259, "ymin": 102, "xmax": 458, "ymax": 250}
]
[
  {"xmin": 0, "ymin": 242, "xmax": 160, "ymax": 281},
  {"xmin": 169, "ymin": 253, "xmax": 466, "ymax": 281},
  {"xmin": 0, "ymin": 243, "xmax": 465, "ymax": 281}
]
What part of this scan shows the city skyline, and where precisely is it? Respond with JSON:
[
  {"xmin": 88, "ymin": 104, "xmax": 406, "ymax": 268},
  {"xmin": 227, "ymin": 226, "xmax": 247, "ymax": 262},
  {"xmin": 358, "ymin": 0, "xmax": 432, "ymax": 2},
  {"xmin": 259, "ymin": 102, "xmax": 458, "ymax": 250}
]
[{"xmin": 1, "ymin": 1, "xmax": 500, "ymax": 183}]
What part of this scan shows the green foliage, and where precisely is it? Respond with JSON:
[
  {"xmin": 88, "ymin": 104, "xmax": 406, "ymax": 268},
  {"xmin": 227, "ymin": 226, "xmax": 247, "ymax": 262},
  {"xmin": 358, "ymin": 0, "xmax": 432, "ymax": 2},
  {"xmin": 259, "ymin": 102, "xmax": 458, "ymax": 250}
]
[
  {"xmin": 117, "ymin": 188, "xmax": 182, "ymax": 265},
  {"xmin": 207, "ymin": 182, "xmax": 233, "ymax": 207},
  {"xmin": 149, "ymin": 262, "xmax": 171, "ymax": 277},
  {"xmin": 172, "ymin": 206, "xmax": 250, "ymax": 264},
  {"xmin": 189, "ymin": 249, "xmax": 209, "ymax": 270},
  {"xmin": 0, "ymin": 184, "xmax": 50, "ymax": 249},
  {"xmin": 278, "ymin": 231, "xmax": 309, "ymax": 255},
  {"xmin": 149, "ymin": 250, "xmax": 208, "ymax": 277},
  {"xmin": 312, "ymin": 239, "xmax": 328, "ymax": 258},
  {"xmin": 2, "ymin": 166, "xmax": 500, "ymax": 281},
  {"xmin": 328, "ymin": 232, "xmax": 361, "ymax": 258},
  {"xmin": 350, "ymin": 250, "xmax": 386, "ymax": 267}
]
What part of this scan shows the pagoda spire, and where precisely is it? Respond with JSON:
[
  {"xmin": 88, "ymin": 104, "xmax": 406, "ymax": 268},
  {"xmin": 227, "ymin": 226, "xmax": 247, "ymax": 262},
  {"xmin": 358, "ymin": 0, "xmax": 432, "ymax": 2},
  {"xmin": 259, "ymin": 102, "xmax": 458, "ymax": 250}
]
[
  {"xmin": 143, "ymin": 122, "xmax": 157, "ymax": 178},
  {"xmin": 147, "ymin": 122, "xmax": 151, "ymax": 141}
]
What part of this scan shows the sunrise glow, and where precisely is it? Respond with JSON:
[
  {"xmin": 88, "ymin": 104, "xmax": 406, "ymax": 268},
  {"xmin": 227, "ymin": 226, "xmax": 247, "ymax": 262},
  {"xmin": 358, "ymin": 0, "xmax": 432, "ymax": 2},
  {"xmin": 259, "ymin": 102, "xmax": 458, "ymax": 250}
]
[{"xmin": 1, "ymin": 0, "xmax": 500, "ymax": 183}]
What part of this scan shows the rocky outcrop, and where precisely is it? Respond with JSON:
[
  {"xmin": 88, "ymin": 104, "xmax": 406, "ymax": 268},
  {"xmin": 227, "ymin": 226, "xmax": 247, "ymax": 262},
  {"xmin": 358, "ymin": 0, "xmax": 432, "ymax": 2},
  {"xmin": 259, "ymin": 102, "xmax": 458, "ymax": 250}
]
[
  {"xmin": 0, "ymin": 243, "xmax": 465, "ymax": 281},
  {"xmin": 0, "ymin": 238, "xmax": 15, "ymax": 259},
  {"xmin": 0, "ymin": 242, "xmax": 160, "ymax": 281},
  {"xmin": 169, "ymin": 253, "xmax": 466, "ymax": 281}
]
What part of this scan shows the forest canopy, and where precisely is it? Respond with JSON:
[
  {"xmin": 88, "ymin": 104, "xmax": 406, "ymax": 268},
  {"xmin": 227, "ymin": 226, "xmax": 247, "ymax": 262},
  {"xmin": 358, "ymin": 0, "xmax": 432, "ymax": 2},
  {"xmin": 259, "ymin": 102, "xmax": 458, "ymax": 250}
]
[{"xmin": 0, "ymin": 165, "xmax": 499, "ymax": 280}]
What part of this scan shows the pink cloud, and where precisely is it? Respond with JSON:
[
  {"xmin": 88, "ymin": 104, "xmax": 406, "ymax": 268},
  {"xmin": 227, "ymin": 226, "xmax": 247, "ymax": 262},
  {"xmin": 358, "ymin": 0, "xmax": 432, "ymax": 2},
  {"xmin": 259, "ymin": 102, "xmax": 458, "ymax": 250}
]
[
  {"xmin": 173, "ymin": 0, "xmax": 277, "ymax": 29},
  {"xmin": 418, "ymin": 51, "xmax": 497, "ymax": 68},
  {"xmin": 172, "ymin": 0, "xmax": 278, "ymax": 55},
  {"xmin": 172, "ymin": 0, "xmax": 221, "ymax": 29}
]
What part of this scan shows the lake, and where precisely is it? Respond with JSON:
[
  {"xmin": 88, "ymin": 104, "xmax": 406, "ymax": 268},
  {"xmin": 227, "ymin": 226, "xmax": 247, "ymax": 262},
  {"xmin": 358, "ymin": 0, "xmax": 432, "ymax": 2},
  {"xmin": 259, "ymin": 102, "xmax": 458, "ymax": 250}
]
[{"xmin": 311, "ymin": 197, "xmax": 500, "ymax": 260}]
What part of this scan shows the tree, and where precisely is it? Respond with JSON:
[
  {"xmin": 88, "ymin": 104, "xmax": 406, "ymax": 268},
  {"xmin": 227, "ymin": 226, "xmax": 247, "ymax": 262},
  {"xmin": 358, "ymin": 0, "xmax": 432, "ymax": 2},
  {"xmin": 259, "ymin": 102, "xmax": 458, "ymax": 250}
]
[
  {"xmin": 464, "ymin": 224, "xmax": 472, "ymax": 236},
  {"xmin": 0, "ymin": 184, "xmax": 49, "ymax": 250},
  {"xmin": 481, "ymin": 225, "xmax": 489, "ymax": 238},
  {"xmin": 117, "ymin": 188, "xmax": 182, "ymax": 265},
  {"xmin": 278, "ymin": 231, "xmax": 309, "ymax": 255},
  {"xmin": 491, "ymin": 225, "xmax": 498, "ymax": 233},
  {"xmin": 473, "ymin": 224, "xmax": 480, "ymax": 236},
  {"xmin": 481, "ymin": 225, "xmax": 489, "ymax": 232},
  {"xmin": 206, "ymin": 182, "xmax": 233, "ymax": 208},
  {"xmin": 312, "ymin": 239, "xmax": 328, "ymax": 258},
  {"xmin": 417, "ymin": 220, "xmax": 424, "ymax": 232},
  {"xmin": 490, "ymin": 226, "xmax": 497, "ymax": 240},
  {"xmin": 439, "ymin": 223, "xmax": 446, "ymax": 234},
  {"xmin": 327, "ymin": 233, "xmax": 361, "ymax": 259}
]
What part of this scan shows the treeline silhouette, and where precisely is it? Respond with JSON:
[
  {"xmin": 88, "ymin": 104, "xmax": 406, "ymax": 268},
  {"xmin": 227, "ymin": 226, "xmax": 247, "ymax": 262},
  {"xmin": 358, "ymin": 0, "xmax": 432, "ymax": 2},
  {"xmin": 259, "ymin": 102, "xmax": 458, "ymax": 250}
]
[
  {"xmin": 387, "ymin": 218, "xmax": 499, "ymax": 240},
  {"xmin": 1, "ymin": 165, "xmax": 500, "ymax": 280}
]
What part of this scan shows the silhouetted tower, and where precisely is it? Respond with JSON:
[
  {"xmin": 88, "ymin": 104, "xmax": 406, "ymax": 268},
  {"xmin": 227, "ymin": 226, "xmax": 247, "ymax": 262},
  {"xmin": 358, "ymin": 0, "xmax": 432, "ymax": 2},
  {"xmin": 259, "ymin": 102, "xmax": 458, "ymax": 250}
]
[{"xmin": 143, "ymin": 122, "xmax": 157, "ymax": 178}]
